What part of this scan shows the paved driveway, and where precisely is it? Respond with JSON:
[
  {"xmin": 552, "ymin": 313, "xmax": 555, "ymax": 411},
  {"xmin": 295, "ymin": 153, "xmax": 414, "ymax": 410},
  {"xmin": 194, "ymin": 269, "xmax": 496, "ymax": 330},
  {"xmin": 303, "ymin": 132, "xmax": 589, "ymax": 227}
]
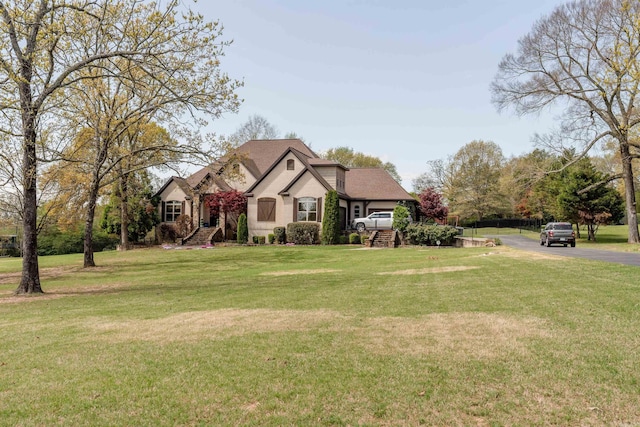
[{"xmin": 495, "ymin": 235, "xmax": 640, "ymax": 267}]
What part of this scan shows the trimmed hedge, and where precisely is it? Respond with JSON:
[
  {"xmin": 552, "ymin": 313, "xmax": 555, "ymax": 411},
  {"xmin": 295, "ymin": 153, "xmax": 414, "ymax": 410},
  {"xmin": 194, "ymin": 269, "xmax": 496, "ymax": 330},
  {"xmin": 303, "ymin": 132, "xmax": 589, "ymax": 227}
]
[
  {"xmin": 273, "ymin": 227, "xmax": 286, "ymax": 244},
  {"xmin": 405, "ymin": 223, "xmax": 459, "ymax": 246},
  {"xmin": 286, "ymin": 222, "xmax": 320, "ymax": 245},
  {"xmin": 349, "ymin": 233, "xmax": 361, "ymax": 244}
]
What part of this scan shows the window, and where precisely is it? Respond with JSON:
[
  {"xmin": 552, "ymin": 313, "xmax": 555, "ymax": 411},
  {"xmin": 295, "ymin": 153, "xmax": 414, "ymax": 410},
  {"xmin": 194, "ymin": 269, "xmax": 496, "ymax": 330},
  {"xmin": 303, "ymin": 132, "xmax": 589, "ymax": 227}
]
[
  {"xmin": 164, "ymin": 200, "xmax": 182, "ymax": 222},
  {"xmin": 354, "ymin": 205, "xmax": 360, "ymax": 218},
  {"xmin": 257, "ymin": 197, "xmax": 276, "ymax": 222},
  {"xmin": 297, "ymin": 197, "xmax": 317, "ymax": 222},
  {"xmin": 287, "ymin": 159, "xmax": 295, "ymax": 170}
]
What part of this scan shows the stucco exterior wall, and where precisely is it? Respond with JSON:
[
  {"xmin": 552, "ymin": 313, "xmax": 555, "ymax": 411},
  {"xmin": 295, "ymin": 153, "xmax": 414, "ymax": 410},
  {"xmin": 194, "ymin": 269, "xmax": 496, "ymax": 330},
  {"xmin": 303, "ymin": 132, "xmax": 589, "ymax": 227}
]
[
  {"xmin": 224, "ymin": 163, "xmax": 256, "ymax": 192},
  {"xmin": 157, "ymin": 181, "xmax": 193, "ymax": 222},
  {"xmin": 247, "ymin": 155, "xmax": 328, "ymax": 239}
]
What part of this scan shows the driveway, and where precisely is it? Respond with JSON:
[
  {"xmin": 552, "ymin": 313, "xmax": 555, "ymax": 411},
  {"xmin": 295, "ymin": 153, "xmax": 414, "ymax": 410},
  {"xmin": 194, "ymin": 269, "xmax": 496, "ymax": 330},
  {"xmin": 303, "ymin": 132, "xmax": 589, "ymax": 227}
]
[{"xmin": 495, "ymin": 234, "xmax": 640, "ymax": 267}]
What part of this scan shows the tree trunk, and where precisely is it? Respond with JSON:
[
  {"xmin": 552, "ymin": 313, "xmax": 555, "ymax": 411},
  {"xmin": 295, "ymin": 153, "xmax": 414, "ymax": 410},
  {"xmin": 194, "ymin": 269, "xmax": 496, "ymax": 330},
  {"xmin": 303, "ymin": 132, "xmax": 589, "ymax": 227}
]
[
  {"xmin": 620, "ymin": 142, "xmax": 640, "ymax": 243},
  {"xmin": 83, "ymin": 198, "xmax": 97, "ymax": 268},
  {"xmin": 84, "ymin": 170, "xmax": 102, "ymax": 268},
  {"xmin": 120, "ymin": 173, "xmax": 130, "ymax": 251},
  {"xmin": 16, "ymin": 92, "xmax": 42, "ymax": 294},
  {"xmin": 16, "ymin": 131, "xmax": 42, "ymax": 294}
]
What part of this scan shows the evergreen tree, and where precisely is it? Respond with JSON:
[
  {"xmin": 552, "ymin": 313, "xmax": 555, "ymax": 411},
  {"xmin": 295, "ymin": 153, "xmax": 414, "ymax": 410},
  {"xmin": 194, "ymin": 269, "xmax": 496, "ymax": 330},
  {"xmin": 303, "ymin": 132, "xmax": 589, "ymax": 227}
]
[
  {"xmin": 99, "ymin": 171, "xmax": 159, "ymax": 243},
  {"xmin": 321, "ymin": 190, "xmax": 340, "ymax": 245},
  {"xmin": 237, "ymin": 213, "xmax": 248, "ymax": 244}
]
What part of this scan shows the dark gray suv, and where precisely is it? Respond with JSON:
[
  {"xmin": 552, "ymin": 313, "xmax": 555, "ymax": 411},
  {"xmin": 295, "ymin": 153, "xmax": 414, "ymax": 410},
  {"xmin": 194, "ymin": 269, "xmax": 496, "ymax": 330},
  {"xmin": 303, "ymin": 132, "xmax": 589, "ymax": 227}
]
[{"xmin": 540, "ymin": 222, "xmax": 576, "ymax": 247}]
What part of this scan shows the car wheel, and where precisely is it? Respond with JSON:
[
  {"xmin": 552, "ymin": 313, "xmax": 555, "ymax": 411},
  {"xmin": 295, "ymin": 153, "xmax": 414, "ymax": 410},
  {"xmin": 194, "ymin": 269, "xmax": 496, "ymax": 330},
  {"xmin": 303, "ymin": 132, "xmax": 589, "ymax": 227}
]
[
  {"xmin": 540, "ymin": 238, "xmax": 544, "ymax": 246},
  {"xmin": 563, "ymin": 244, "xmax": 567, "ymax": 247},
  {"xmin": 571, "ymin": 242, "xmax": 576, "ymax": 247},
  {"xmin": 546, "ymin": 237, "xmax": 551, "ymax": 247},
  {"xmin": 356, "ymin": 223, "xmax": 365, "ymax": 232}
]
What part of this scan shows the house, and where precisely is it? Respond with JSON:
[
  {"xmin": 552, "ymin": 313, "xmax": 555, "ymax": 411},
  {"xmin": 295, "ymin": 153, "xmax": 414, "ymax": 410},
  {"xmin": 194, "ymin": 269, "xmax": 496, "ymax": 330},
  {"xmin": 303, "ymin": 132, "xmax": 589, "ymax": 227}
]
[{"xmin": 155, "ymin": 139, "xmax": 415, "ymax": 241}]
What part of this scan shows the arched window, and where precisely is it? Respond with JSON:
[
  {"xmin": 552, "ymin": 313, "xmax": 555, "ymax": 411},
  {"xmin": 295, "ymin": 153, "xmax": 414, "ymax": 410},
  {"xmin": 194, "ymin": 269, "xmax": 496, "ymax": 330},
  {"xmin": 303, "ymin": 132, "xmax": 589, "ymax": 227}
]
[
  {"xmin": 297, "ymin": 197, "xmax": 317, "ymax": 222},
  {"xmin": 164, "ymin": 200, "xmax": 182, "ymax": 222},
  {"xmin": 287, "ymin": 159, "xmax": 295, "ymax": 170}
]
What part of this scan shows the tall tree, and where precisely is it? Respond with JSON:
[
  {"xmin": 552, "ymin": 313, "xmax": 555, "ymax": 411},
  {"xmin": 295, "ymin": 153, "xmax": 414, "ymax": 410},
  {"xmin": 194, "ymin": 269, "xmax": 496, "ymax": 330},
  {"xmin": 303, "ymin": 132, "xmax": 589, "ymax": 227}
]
[
  {"xmin": 556, "ymin": 157, "xmax": 625, "ymax": 240},
  {"xmin": 444, "ymin": 140, "xmax": 508, "ymax": 221},
  {"xmin": 228, "ymin": 115, "xmax": 279, "ymax": 146},
  {"xmin": 492, "ymin": 0, "xmax": 640, "ymax": 243},
  {"xmin": 322, "ymin": 146, "xmax": 402, "ymax": 183},
  {"xmin": 0, "ymin": 1, "xmax": 242, "ymax": 292},
  {"xmin": 100, "ymin": 170, "xmax": 159, "ymax": 244}
]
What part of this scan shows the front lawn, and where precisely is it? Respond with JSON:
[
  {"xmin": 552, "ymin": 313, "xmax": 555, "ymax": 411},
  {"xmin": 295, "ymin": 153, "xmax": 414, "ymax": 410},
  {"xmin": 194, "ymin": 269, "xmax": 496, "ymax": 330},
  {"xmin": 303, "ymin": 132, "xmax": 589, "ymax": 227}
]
[{"xmin": 1, "ymin": 245, "xmax": 639, "ymax": 425}]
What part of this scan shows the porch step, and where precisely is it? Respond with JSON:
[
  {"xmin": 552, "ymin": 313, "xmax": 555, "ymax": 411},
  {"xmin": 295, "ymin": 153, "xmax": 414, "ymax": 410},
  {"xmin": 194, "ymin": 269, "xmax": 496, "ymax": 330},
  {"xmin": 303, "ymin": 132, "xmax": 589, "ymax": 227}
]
[
  {"xmin": 181, "ymin": 227, "xmax": 222, "ymax": 246},
  {"xmin": 366, "ymin": 230, "xmax": 398, "ymax": 248}
]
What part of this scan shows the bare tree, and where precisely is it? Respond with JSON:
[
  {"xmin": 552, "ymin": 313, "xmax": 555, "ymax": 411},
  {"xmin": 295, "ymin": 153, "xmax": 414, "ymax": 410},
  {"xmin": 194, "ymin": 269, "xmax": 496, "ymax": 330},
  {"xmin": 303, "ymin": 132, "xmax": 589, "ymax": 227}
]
[
  {"xmin": 228, "ymin": 114, "xmax": 280, "ymax": 146},
  {"xmin": 492, "ymin": 0, "xmax": 640, "ymax": 243},
  {"xmin": 0, "ymin": 1, "xmax": 241, "ymax": 293}
]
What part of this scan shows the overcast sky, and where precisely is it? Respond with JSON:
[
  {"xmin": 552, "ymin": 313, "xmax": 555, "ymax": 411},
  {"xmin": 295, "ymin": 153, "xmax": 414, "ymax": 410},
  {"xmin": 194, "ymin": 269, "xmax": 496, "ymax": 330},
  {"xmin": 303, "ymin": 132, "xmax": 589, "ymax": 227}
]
[{"xmin": 191, "ymin": 0, "xmax": 568, "ymax": 190}]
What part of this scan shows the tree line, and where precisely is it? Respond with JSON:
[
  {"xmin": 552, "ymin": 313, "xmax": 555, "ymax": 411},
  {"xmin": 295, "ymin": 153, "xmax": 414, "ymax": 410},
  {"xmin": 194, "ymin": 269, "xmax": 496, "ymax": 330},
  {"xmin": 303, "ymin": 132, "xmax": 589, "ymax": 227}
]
[{"xmin": 413, "ymin": 140, "xmax": 626, "ymax": 239}]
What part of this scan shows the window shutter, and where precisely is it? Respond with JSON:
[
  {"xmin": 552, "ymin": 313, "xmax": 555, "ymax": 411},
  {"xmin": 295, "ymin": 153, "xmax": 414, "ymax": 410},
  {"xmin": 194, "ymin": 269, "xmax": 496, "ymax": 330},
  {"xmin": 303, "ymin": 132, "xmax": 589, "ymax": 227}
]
[
  {"xmin": 267, "ymin": 199, "xmax": 276, "ymax": 221},
  {"xmin": 181, "ymin": 201, "xmax": 185, "ymax": 216},
  {"xmin": 161, "ymin": 201, "xmax": 166, "ymax": 222},
  {"xmin": 316, "ymin": 197, "xmax": 322, "ymax": 222},
  {"xmin": 258, "ymin": 198, "xmax": 276, "ymax": 222},
  {"xmin": 293, "ymin": 198, "xmax": 298, "ymax": 222}
]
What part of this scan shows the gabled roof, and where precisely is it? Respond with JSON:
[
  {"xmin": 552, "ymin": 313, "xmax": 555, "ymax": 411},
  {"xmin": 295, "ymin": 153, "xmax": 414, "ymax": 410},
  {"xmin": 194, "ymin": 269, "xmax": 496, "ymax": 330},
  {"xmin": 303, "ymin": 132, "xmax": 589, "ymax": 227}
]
[
  {"xmin": 234, "ymin": 139, "xmax": 319, "ymax": 175},
  {"xmin": 345, "ymin": 168, "xmax": 414, "ymax": 201},
  {"xmin": 245, "ymin": 147, "xmax": 334, "ymax": 195},
  {"xmin": 157, "ymin": 139, "xmax": 413, "ymax": 203},
  {"xmin": 155, "ymin": 176, "xmax": 192, "ymax": 198}
]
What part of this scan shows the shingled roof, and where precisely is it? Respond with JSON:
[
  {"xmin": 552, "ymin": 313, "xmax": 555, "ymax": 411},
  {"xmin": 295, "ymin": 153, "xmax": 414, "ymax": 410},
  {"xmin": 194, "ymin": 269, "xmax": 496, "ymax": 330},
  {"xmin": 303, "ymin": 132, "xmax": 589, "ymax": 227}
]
[
  {"xmin": 345, "ymin": 168, "xmax": 414, "ymax": 201},
  {"xmin": 161, "ymin": 139, "xmax": 413, "ymax": 203},
  {"xmin": 234, "ymin": 139, "xmax": 318, "ymax": 175}
]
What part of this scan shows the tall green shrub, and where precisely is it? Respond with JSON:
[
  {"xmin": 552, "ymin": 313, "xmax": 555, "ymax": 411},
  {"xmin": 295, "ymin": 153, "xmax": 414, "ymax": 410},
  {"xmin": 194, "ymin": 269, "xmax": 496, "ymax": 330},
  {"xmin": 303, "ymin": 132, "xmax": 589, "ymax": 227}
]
[
  {"xmin": 321, "ymin": 190, "xmax": 340, "ymax": 244},
  {"xmin": 392, "ymin": 205, "xmax": 411, "ymax": 232},
  {"xmin": 237, "ymin": 213, "xmax": 248, "ymax": 244}
]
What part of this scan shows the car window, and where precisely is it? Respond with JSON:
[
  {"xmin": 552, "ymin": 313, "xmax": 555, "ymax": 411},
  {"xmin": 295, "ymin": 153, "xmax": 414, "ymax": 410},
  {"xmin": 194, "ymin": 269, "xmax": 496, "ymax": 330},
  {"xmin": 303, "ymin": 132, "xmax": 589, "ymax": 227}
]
[
  {"xmin": 380, "ymin": 213, "xmax": 391, "ymax": 218},
  {"xmin": 555, "ymin": 224, "xmax": 573, "ymax": 230}
]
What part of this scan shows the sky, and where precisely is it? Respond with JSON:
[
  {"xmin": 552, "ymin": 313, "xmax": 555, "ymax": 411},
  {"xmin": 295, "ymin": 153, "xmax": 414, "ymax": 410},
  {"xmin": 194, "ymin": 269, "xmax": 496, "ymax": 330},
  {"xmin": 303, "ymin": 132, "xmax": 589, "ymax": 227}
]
[{"xmin": 191, "ymin": 0, "xmax": 569, "ymax": 190}]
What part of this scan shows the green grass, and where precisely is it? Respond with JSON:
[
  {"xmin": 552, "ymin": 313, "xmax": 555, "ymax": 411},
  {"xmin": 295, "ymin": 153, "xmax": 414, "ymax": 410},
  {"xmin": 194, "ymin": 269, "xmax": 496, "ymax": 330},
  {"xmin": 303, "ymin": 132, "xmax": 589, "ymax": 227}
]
[{"xmin": 2, "ymin": 245, "xmax": 640, "ymax": 425}]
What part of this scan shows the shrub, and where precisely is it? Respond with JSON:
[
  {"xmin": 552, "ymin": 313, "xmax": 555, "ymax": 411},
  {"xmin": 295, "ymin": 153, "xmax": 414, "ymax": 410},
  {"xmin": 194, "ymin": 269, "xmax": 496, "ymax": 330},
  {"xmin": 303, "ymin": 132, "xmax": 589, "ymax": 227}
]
[
  {"xmin": 268, "ymin": 233, "xmax": 275, "ymax": 244},
  {"xmin": 237, "ymin": 213, "xmax": 248, "ymax": 244},
  {"xmin": 392, "ymin": 205, "xmax": 411, "ymax": 232},
  {"xmin": 174, "ymin": 214, "xmax": 192, "ymax": 237},
  {"xmin": 37, "ymin": 227, "xmax": 119, "ymax": 256},
  {"xmin": 159, "ymin": 223, "xmax": 177, "ymax": 243},
  {"xmin": 257, "ymin": 235, "xmax": 266, "ymax": 245},
  {"xmin": 405, "ymin": 223, "xmax": 459, "ymax": 246},
  {"xmin": 273, "ymin": 227, "xmax": 286, "ymax": 244},
  {"xmin": 349, "ymin": 233, "xmax": 361, "ymax": 244},
  {"xmin": 338, "ymin": 235, "xmax": 349, "ymax": 244},
  {"xmin": 286, "ymin": 222, "xmax": 320, "ymax": 245},
  {"xmin": 252, "ymin": 235, "xmax": 258, "ymax": 244},
  {"xmin": 321, "ymin": 190, "xmax": 340, "ymax": 245}
]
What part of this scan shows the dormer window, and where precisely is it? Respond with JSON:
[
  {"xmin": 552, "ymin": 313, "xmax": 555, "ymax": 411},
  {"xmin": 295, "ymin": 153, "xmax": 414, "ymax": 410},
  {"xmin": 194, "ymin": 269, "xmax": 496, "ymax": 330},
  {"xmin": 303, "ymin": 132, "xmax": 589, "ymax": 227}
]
[{"xmin": 287, "ymin": 159, "xmax": 295, "ymax": 170}]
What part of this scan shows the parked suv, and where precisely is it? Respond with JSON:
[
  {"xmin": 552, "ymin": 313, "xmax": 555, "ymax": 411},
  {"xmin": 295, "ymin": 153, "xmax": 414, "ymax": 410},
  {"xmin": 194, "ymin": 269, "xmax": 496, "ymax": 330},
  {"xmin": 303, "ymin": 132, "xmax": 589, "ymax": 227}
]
[
  {"xmin": 540, "ymin": 222, "xmax": 576, "ymax": 247},
  {"xmin": 351, "ymin": 211, "xmax": 393, "ymax": 232}
]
